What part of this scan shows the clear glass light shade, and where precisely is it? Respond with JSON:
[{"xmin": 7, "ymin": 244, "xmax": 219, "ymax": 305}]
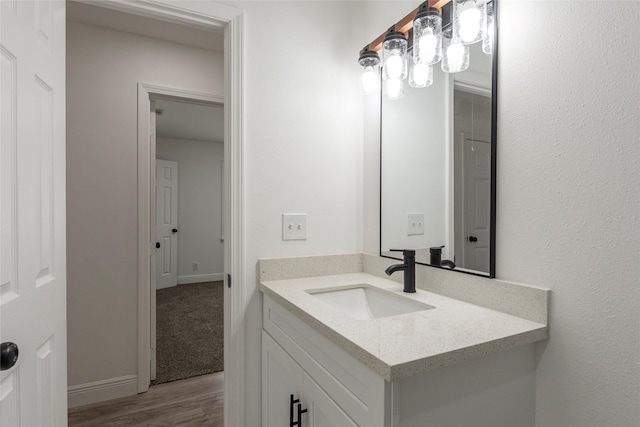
[
  {"xmin": 384, "ymin": 78, "xmax": 405, "ymax": 100},
  {"xmin": 454, "ymin": 0, "xmax": 487, "ymax": 45},
  {"xmin": 409, "ymin": 61, "xmax": 433, "ymax": 88},
  {"xmin": 441, "ymin": 33, "xmax": 469, "ymax": 73},
  {"xmin": 360, "ymin": 65, "xmax": 380, "ymax": 95},
  {"xmin": 482, "ymin": 4, "xmax": 494, "ymax": 54},
  {"xmin": 413, "ymin": 9, "xmax": 442, "ymax": 65},
  {"xmin": 358, "ymin": 49, "xmax": 381, "ymax": 95},
  {"xmin": 382, "ymin": 34, "xmax": 408, "ymax": 81}
]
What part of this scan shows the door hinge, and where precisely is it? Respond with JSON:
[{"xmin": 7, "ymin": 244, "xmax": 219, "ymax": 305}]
[{"xmin": 227, "ymin": 273, "xmax": 232, "ymax": 288}]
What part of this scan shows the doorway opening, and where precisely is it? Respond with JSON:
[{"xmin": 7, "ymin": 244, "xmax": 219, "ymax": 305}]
[
  {"xmin": 453, "ymin": 86, "xmax": 492, "ymax": 272},
  {"xmin": 65, "ymin": 1, "xmax": 245, "ymax": 425},
  {"xmin": 151, "ymin": 98, "xmax": 225, "ymax": 385}
]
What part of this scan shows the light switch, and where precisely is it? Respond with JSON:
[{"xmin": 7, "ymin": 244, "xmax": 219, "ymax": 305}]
[
  {"xmin": 282, "ymin": 213, "xmax": 307, "ymax": 241},
  {"xmin": 407, "ymin": 212, "xmax": 424, "ymax": 236}
]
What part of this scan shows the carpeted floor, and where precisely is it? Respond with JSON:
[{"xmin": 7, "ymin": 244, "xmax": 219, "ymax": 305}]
[{"xmin": 151, "ymin": 281, "xmax": 224, "ymax": 385}]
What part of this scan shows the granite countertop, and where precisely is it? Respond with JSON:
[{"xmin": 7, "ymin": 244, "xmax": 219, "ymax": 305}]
[{"xmin": 261, "ymin": 272, "xmax": 549, "ymax": 382}]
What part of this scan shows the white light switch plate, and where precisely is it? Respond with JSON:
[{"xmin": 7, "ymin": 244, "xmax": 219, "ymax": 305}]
[
  {"xmin": 282, "ymin": 213, "xmax": 307, "ymax": 241},
  {"xmin": 407, "ymin": 212, "xmax": 425, "ymax": 236}
]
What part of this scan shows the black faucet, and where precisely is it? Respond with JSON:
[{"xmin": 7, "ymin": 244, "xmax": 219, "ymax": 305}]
[
  {"xmin": 385, "ymin": 249, "xmax": 416, "ymax": 293},
  {"xmin": 429, "ymin": 246, "xmax": 456, "ymax": 269}
]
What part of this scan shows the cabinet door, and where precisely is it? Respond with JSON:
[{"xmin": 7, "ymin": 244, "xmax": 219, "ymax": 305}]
[
  {"xmin": 262, "ymin": 331, "xmax": 304, "ymax": 427},
  {"xmin": 303, "ymin": 372, "xmax": 359, "ymax": 427}
]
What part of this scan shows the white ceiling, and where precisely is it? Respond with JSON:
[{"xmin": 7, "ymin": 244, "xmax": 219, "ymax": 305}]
[
  {"xmin": 155, "ymin": 100, "xmax": 224, "ymax": 143},
  {"xmin": 67, "ymin": 1, "xmax": 224, "ymax": 52}
]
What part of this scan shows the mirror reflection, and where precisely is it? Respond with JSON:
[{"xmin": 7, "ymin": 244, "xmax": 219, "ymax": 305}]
[{"xmin": 380, "ymin": 37, "xmax": 495, "ymax": 276}]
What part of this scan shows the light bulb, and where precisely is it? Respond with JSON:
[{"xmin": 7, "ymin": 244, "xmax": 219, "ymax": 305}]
[
  {"xmin": 413, "ymin": 6, "xmax": 443, "ymax": 65},
  {"xmin": 361, "ymin": 66, "xmax": 379, "ymax": 95},
  {"xmin": 418, "ymin": 34, "xmax": 438, "ymax": 64},
  {"xmin": 383, "ymin": 31, "xmax": 408, "ymax": 81},
  {"xmin": 357, "ymin": 48, "xmax": 380, "ymax": 95},
  {"xmin": 385, "ymin": 78, "xmax": 404, "ymax": 100},
  {"xmin": 459, "ymin": 7, "xmax": 481, "ymax": 43},
  {"xmin": 386, "ymin": 53, "xmax": 404, "ymax": 80},
  {"xmin": 447, "ymin": 43, "xmax": 465, "ymax": 70},
  {"xmin": 409, "ymin": 63, "xmax": 433, "ymax": 88}
]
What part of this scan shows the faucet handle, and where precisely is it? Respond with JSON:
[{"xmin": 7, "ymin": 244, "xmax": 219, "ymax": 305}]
[{"xmin": 390, "ymin": 249, "xmax": 416, "ymax": 257}]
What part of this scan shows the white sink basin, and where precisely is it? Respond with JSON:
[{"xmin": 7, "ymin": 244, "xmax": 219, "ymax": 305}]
[{"xmin": 308, "ymin": 285, "xmax": 434, "ymax": 320}]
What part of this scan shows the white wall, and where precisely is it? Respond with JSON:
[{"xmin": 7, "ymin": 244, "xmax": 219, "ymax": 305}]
[
  {"xmin": 365, "ymin": 1, "xmax": 640, "ymax": 426},
  {"xmin": 66, "ymin": 21, "xmax": 223, "ymax": 390},
  {"xmin": 380, "ymin": 69, "xmax": 450, "ymax": 255},
  {"xmin": 236, "ymin": 1, "xmax": 366, "ymax": 424},
  {"xmin": 156, "ymin": 137, "xmax": 224, "ymax": 283},
  {"xmin": 498, "ymin": 2, "xmax": 640, "ymax": 426}
]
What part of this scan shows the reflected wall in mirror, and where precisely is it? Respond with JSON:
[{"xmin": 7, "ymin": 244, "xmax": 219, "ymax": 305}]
[{"xmin": 380, "ymin": 3, "xmax": 497, "ymax": 277}]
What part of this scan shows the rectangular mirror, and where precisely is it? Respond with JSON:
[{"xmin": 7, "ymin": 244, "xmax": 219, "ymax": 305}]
[{"xmin": 380, "ymin": 1, "xmax": 497, "ymax": 277}]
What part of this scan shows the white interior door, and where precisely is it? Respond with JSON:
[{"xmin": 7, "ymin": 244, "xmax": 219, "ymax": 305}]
[
  {"xmin": 463, "ymin": 137, "xmax": 491, "ymax": 272},
  {"xmin": 155, "ymin": 160, "xmax": 178, "ymax": 289},
  {"xmin": 1, "ymin": 1, "xmax": 67, "ymax": 425}
]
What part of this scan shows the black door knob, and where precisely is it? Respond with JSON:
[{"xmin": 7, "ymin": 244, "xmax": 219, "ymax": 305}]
[
  {"xmin": 468, "ymin": 236, "xmax": 478, "ymax": 242},
  {"xmin": 1, "ymin": 342, "xmax": 19, "ymax": 371},
  {"xmin": 172, "ymin": 228, "xmax": 178, "ymax": 233},
  {"xmin": 156, "ymin": 242, "xmax": 161, "ymax": 248}
]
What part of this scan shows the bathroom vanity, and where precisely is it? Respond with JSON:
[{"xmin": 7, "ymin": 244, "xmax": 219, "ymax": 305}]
[{"xmin": 260, "ymin": 255, "xmax": 549, "ymax": 427}]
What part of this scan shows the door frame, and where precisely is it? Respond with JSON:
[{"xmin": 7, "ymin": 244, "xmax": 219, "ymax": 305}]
[
  {"xmin": 138, "ymin": 83, "xmax": 224, "ymax": 387},
  {"xmin": 89, "ymin": 1, "xmax": 246, "ymax": 426}
]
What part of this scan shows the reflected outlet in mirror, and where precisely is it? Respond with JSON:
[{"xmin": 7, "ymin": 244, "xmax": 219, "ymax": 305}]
[{"xmin": 308, "ymin": 285, "xmax": 434, "ymax": 320}]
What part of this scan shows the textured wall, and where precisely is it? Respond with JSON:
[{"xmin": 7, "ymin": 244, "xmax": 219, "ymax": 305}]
[
  {"xmin": 238, "ymin": 2, "xmax": 366, "ymax": 424},
  {"xmin": 363, "ymin": 1, "xmax": 640, "ymax": 426},
  {"xmin": 497, "ymin": 1, "xmax": 640, "ymax": 426}
]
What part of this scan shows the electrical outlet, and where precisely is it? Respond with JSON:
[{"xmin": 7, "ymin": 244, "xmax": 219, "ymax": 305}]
[
  {"xmin": 407, "ymin": 213, "xmax": 425, "ymax": 236},
  {"xmin": 192, "ymin": 262, "xmax": 198, "ymax": 271},
  {"xmin": 282, "ymin": 213, "xmax": 307, "ymax": 241}
]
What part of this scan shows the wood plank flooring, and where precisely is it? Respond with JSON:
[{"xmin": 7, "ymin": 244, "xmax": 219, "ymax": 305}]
[{"xmin": 68, "ymin": 372, "xmax": 223, "ymax": 426}]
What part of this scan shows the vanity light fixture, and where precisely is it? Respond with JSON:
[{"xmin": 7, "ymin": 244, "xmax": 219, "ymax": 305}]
[
  {"xmin": 382, "ymin": 28, "xmax": 408, "ymax": 82},
  {"xmin": 441, "ymin": 30, "xmax": 469, "ymax": 73},
  {"xmin": 413, "ymin": 5, "xmax": 442, "ymax": 65},
  {"xmin": 358, "ymin": 46, "xmax": 381, "ymax": 95},
  {"xmin": 359, "ymin": 0, "xmax": 494, "ymax": 98},
  {"xmin": 454, "ymin": 0, "xmax": 487, "ymax": 45}
]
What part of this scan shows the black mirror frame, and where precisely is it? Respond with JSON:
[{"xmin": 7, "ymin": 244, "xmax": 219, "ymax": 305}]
[{"xmin": 379, "ymin": 0, "xmax": 498, "ymax": 278}]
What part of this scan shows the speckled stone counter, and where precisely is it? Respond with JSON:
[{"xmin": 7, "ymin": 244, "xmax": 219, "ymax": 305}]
[{"xmin": 260, "ymin": 271, "xmax": 549, "ymax": 381}]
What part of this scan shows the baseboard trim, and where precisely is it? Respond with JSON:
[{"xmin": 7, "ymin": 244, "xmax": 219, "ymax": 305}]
[
  {"xmin": 68, "ymin": 375, "xmax": 138, "ymax": 408},
  {"xmin": 177, "ymin": 273, "xmax": 224, "ymax": 285}
]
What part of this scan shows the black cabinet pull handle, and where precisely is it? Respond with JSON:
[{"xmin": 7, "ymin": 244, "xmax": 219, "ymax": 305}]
[
  {"xmin": 468, "ymin": 236, "xmax": 478, "ymax": 242},
  {"xmin": 290, "ymin": 394, "xmax": 299, "ymax": 427},
  {"xmin": 155, "ymin": 242, "xmax": 161, "ymax": 248},
  {"xmin": 290, "ymin": 394, "xmax": 307, "ymax": 427},
  {"xmin": 172, "ymin": 228, "xmax": 178, "ymax": 233},
  {"xmin": 1, "ymin": 342, "xmax": 19, "ymax": 371},
  {"xmin": 297, "ymin": 403, "xmax": 308, "ymax": 427}
]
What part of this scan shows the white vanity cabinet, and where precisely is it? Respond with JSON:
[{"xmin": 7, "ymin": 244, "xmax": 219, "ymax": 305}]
[
  {"xmin": 263, "ymin": 332, "xmax": 358, "ymax": 427},
  {"xmin": 262, "ymin": 295, "xmax": 389, "ymax": 427},
  {"xmin": 262, "ymin": 293, "xmax": 538, "ymax": 427}
]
